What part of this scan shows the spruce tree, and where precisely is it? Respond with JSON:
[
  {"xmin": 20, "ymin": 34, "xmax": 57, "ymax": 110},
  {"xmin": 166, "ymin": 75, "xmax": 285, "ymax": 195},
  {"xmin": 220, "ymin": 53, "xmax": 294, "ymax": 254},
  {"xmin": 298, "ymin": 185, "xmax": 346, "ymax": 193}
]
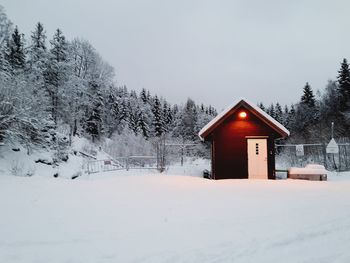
[
  {"xmin": 337, "ymin": 58, "xmax": 350, "ymax": 112},
  {"xmin": 275, "ymin": 103, "xmax": 283, "ymax": 123},
  {"xmin": 31, "ymin": 23, "xmax": 46, "ymax": 50},
  {"xmin": 179, "ymin": 98, "xmax": 198, "ymax": 140},
  {"xmin": 119, "ymin": 100, "xmax": 128, "ymax": 122},
  {"xmin": 44, "ymin": 28, "xmax": 69, "ymax": 124},
  {"xmin": 85, "ymin": 81, "xmax": 104, "ymax": 142},
  {"xmin": 50, "ymin": 28, "xmax": 67, "ymax": 62},
  {"xmin": 162, "ymin": 101, "xmax": 173, "ymax": 132},
  {"xmin": 268, "ymin": 104, "xmax": 275, "ymax": 118},
  {"xmin": 140, "ymin": 88, "xmax": 148, "ymax": 103},
  {"xmin": 200, "ymin": 103, "xmax": 205, "ymax": 113},
  {"xmin": 127, "ymin": 101, "xmax": 138, "ymax": 134},
  {"xmin": 300, "ymin": 82, "xmax": 316, "ymax": 107},
  {"xmin": 152, "ymin": 96, "xmax": 164, "ymax": 137},
  {"xmin": 258, "ymin": 102, "xmax": 266, "ymax": 111},
  {"xmin": 28, "ymin": 22, "xmax": 47, "ymax": 88},
  {"xmin": 4, "ymin": 26, "xmax": 25, "ymax": 71},
  {"xmin": 283, "ymin": 105, "xmax": 290, "ymax": 127},
  {"xmin": 28, "ymin": 22, "xmax": 46, "ymax": 65},
  {"xmin": 136, "ymin": 107, "xmax": 149, "ymax": 138}
]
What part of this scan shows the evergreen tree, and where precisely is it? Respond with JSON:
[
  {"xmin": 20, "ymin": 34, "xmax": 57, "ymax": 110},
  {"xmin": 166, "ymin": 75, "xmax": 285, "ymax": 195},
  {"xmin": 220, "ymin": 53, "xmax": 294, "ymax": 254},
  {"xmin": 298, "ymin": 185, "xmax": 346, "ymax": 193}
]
[
  {"xmin": 258, "ymin": 102, "xmax": 266, "ymax": 111},
  {"xmin": 275, "ymin": 103, "xmax": 283, "ymax": 123},
  {"xmin": 4, "ymin": 26, "xmax": 25, "ymax": 71},
  {"xmin": 283, "ymin": 105, "xmax": 290, "ymax": 126},
  {"xmin": 50, "ymin": 28, "xmax": 67, "ymax": 62},
  {"xmin": 119, "ymin": 100, "xmax": 128, "ymax": 122},
  {"xmin": 152, "ymin": 96, "xmax": 164, "ymax": 137},
  {"xmin": 162, "ymin": 101, "xmax": 173, "ymax": 132},
  {"xmin": 200, "ymin": 103, "xmax": 205, "ymax": 113},
  {"xmin": 29, "ymin": 23, "xmax": 46, "ymax": 57},
  {"xmin": 136, "ymin": 107, "xmax": 149, "ymax": 138},
  {"xmin": 85, "ymin": 81, "xmax": 104, "ymax": 142},
  {"xmin": 178, "ymin": 98, "xmax": 198, "ymax": 140},
  {"xmin": 140, "ymin": 88, "xmax": 148, "ymax": 103},
  {"xmin": 127, "ymin": 101, "xmax": 138, "ymax": 134},
  {"xmin": 44, "ymin": 28, "xmax": 69, "ymax": 124},
  {"xmin": 268, "ymin": 104, "xmax": 275, "ymax": 118},
  {"xmin": 28, "ymin": 22, "xmax": 47, "ymax": 86},
  {"xmin": 337, "ymin": 58, "xmax": 350, "ymax": 112},
  {"xmin": 300, "ymin": 82, "xmax": 316, "ymax": 107}
]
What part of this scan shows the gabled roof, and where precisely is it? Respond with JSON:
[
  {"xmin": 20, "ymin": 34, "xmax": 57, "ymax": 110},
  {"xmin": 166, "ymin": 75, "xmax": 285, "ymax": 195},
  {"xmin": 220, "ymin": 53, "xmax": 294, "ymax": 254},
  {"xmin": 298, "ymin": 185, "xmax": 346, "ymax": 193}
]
[{"xmin": 198, "ymin": 98, "xmax": 290, "ymax": 140}]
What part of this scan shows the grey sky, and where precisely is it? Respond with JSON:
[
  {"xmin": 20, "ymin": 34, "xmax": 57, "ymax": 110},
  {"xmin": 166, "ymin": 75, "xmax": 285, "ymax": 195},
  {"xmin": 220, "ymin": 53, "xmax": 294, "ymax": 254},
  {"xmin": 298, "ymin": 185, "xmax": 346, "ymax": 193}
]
[{"xmin": 2, "ymin": 0, "xmax": 350, "ymax": 110}]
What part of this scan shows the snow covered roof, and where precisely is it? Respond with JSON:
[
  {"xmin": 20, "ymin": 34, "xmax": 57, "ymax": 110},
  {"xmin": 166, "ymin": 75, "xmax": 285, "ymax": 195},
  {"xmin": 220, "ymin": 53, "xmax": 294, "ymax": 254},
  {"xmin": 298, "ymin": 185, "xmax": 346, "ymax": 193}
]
[{"xmin": 198, "ymin": 98, "xmax": 290, "ymax": 140}]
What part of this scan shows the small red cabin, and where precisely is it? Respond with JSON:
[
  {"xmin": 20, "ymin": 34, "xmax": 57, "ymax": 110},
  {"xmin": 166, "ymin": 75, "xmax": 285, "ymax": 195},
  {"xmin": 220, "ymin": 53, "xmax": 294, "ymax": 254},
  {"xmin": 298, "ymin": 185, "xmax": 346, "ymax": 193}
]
[{"xmin": 199, "ymin": 98, "xmax": 289, "ymax": 179}]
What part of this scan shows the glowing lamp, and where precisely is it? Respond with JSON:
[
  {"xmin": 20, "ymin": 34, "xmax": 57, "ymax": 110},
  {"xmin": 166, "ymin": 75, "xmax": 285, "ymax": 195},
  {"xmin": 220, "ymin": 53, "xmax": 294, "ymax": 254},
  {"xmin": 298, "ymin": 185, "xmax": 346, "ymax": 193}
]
[{"xmin": 239, "ymin": 111, "xmax": 247, "ymax": 119}]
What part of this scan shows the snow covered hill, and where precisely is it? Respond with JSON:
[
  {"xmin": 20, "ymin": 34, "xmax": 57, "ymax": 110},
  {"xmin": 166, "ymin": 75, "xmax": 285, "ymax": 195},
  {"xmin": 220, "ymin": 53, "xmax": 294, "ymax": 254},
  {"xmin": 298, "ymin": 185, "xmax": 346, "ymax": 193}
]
[
  {"xmin": 1, "ymin": 172, "xmax": 350, "ymax": 262},
  {"xmin": 0, "ymin": 137, "xmax": 116, "ymax": 179}
]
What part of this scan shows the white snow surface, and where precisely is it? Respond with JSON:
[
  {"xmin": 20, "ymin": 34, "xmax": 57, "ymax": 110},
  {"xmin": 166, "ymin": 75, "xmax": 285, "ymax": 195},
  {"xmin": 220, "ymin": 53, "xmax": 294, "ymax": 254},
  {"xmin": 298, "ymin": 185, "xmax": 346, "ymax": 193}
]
[
  {"xmin": 0, "ymin": 137, "xmax": 113, "ymax": 179},
  {"xmin": 289, "ymin": 167, "xmax": 327, "ymax": 175},
  {"xmin": 198, "ymin": 98, "xmax": 290, "ymax": 140},
  {"xmin": 1, "ymin": 170, "xmax": 350, "ymax": 262}
]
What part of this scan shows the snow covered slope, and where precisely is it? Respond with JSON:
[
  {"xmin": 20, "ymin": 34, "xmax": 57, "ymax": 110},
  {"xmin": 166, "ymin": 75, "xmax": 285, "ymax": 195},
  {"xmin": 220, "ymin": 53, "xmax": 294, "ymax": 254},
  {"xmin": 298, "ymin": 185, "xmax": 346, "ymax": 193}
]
[
  {"xmin": 0, "ymin": 137, "xmax": 114, "ymax": 179},
  {"xmin": 0, "ymin": 172, "xmax": 350, "ymax": 262}
]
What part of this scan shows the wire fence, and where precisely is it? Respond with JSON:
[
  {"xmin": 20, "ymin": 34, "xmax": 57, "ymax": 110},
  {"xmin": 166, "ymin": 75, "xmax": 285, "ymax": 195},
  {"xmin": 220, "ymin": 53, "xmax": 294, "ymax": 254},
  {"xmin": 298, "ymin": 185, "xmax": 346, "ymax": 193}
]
[
  {"xmin": 85, "ymin": 156, "xmax": 158, "ymax": 174},
  {"xmin": 276, "ymin": 141, "xmax": 350, "ymax": 171},
  {"xmin": 84, "ymin": 138, "xmax": 209, "ymax": 174}
]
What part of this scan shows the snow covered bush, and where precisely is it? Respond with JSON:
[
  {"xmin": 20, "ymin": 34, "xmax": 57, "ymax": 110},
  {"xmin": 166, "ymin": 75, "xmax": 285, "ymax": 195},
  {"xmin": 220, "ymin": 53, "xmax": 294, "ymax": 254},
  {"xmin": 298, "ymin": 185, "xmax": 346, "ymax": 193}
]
[
  {"xmin": 10, "ymin": 160, "xmax": 35, "ymax": 176},
  {"xmin": 103, "ymin": 127, "xmax": 155, "ymax": 158}
]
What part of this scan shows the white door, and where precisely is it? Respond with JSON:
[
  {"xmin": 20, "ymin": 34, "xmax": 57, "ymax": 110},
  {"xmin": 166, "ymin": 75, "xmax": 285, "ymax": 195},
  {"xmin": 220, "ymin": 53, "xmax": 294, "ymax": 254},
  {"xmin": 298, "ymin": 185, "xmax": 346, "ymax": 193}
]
[{"xmin": 247, "ymin": 139, "xmax": 268, "ymax": 179}]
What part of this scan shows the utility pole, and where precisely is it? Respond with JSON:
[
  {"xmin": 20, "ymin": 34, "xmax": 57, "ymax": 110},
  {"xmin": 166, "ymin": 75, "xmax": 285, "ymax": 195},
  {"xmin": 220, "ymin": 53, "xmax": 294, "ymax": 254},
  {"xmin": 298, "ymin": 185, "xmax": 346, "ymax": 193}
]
[{"xmin": 331, "ymin": 122, "xmax": 334, "ymax": 139}]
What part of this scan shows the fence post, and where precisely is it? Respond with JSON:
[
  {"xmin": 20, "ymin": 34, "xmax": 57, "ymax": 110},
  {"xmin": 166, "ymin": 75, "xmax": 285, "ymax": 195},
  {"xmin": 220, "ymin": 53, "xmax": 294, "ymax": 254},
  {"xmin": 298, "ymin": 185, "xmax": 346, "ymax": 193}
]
[
  {"xmin": 126, "ymin": 157, "xmax": 129, "ymax": 171},
  {"xmin": 322, "ymin": 143, "xmax": 327, "ymax": 169},
  {"xmin": 344, "ymin": 145, "xmax": 349, "ymax": 170}
]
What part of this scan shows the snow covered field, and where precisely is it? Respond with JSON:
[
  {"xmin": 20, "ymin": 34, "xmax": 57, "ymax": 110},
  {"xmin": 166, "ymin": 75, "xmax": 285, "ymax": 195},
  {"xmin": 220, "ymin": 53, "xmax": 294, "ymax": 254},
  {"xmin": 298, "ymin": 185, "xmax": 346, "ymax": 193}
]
[{"xmin": 1, "ymin": 171, "xmax": 350, "ymax": 263}]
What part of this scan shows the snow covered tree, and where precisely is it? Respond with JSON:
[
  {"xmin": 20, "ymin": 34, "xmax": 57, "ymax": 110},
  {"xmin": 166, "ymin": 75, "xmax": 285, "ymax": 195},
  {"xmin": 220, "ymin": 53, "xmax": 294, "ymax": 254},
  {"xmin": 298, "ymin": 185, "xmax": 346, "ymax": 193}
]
[
  {"xmin": 152, "ymin": 96, "xmax": 164, "ymax": 137},
  {"xmin": 162, "ymin": 101, "xmax": 173, "ymax": 132},
  {"xmin": 0, "ymin": 5, "xmax": 12, "ymax": 48},
  {"xmin": 140, "ymin": 88, "xmax": 148, "ymax": 103},
  {"xmin": 136, "ymin": 106, "xmax": 150, "ymax": 138},
  {"xmin": 50, "ymin": 28, "xmax": 67, "ymax": 62},
  {"xmin": 0, "ymin": 4, "xmax": 12, "ymax": 76},
  {"xmin": 67, "ymin": 38, "xmax": 100, "ymax": 137},
  {"xmin": 337, "ymin": 58, "xmax": 350, "ymax": 112},
  {"xmin": 177, "ymin": 98, "xmax": 198, "ymax": 141},
  {"xmin": 258, "ymin": 102, "xmax": 266, "ymax": 111},
  {"xmin": 4, "ymin": 26, "xmax": 26, "ymax": 71},
  {"xmin": 274, "ymin": 103, "xmax": 283, "ymax": 123},
  {"xmin": 44, "ymin": 28, "xmax": 70, "ymax": 125},
  {"xmin": 127, "ymin": 101, "xmax": 139, "ymax": 134},
  {"xmin": 300, "ymin": 82, "xmax": 316, "ymax": 107},
  {"xmin": 28, "ymin": 22, "xmax": 46, "ymax": 62},
  {"xmin": 267, "ymin": 104, "xmax": 275, "ymax": 119},
  {"xmin": 27, "ymin": 22, "xmax": 48, "ymax": 97},
  {"xmin": 85, "ymin": 81, "xmax": 104, "ymax": 142}
]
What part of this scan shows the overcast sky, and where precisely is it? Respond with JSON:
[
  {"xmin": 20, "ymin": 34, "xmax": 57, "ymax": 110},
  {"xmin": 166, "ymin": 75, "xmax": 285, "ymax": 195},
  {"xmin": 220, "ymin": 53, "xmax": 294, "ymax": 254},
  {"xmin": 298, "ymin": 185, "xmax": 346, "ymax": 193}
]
[{"xmin": 2, "ymin": 0, "xmax": 350, "ymax": 109}]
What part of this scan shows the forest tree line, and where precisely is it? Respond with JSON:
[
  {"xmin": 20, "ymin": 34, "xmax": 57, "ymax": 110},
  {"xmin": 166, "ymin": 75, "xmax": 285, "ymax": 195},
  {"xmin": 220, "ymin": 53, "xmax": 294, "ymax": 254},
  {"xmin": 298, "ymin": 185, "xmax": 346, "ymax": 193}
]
[
  {"xmin": 0, "ymin": 6, "xmax": 216, "ymax": 159},
  {"xmin": 259, "ymin": 59, "xmax": 350, "ymax": 144}
]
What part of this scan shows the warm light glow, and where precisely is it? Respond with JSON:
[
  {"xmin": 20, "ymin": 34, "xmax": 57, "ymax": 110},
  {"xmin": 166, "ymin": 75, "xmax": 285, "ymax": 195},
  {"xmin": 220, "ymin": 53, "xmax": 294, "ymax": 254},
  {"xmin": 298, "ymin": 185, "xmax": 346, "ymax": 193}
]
[{"xmin": 239, "ymin": 111, "xmax": 247, "ymax": 118}]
